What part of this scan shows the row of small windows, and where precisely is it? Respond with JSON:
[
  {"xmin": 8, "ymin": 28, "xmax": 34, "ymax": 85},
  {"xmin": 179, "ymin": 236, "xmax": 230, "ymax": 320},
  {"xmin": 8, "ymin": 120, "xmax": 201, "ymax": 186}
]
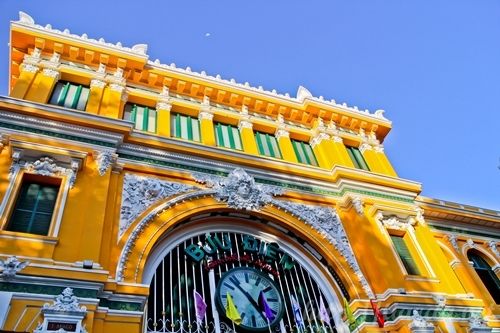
[{"xmin": 47, "ymin": 85, "xmax": 368, "ymax": 169}]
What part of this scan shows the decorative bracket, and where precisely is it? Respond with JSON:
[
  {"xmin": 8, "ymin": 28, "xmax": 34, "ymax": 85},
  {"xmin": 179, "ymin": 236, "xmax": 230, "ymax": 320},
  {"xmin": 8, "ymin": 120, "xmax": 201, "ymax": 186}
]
[
  {"xmin": 0, "ymin": 256, "xmax": 29, "ymax": 279},
  {"xmin": 93, "ymin": 150, "xmax": 117, "ymax": 176}
]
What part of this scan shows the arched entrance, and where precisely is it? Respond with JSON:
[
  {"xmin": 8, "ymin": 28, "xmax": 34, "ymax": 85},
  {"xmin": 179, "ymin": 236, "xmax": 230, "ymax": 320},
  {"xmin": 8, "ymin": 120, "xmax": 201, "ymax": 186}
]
[{"xmin": 142, "ymin": 212, "xmax": 349, "ymax": 333}]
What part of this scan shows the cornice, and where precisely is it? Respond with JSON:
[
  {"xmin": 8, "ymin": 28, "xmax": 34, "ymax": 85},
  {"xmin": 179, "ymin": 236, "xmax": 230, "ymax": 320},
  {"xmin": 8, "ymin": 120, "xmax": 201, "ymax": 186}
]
[
  {"xmin": 12, "ymin": 12, "xmax": 148, "ymax": 60},
  {"xmin": 416, "ymin": 196, "xmax": 500, "ymax": 226}
]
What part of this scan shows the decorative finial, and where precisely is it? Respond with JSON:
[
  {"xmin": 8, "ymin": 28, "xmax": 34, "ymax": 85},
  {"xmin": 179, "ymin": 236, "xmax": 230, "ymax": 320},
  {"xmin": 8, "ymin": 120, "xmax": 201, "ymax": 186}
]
[{"xmin": 18, "ymin": 12, "xmax": 35, "ymax": 25}]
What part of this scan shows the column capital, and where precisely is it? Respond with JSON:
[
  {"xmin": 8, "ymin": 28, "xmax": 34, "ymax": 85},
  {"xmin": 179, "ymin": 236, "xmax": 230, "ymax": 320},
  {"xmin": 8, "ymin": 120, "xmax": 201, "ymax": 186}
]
[
  {"xmin": 157, "ymin": 101, "xmax": 172, "ymax": 111},
  {"xmin": 90, "ymin": 78, "xmax": 106, "ymax": 89},
  {"xmin": 42, "ymin": 68, "xmax": 60, "ymax": 79},
  {"xmin": 238, "ymin": 119, "xmax": 253, "ymax": 131},
  {"xmin": 359, "ymin": 142, "xmax": 372, "ymax": 153},
  {"xmin": 201, "ymin": 95, "xmax": 212, "ymax": 113},
  {"xmin": 199, "ymin": 111, "xmax": 214, "ymax": 121},
  {"xmin": 275, "ymin": 128, "xmax": 289, "ymax": 139},
  {"xmin": 309, "ymin": 132, "xmax": 330, "ymax": 148},
  {"xmin": 20, "ymin": 63, "xmax": 39, "ymax": 73}
]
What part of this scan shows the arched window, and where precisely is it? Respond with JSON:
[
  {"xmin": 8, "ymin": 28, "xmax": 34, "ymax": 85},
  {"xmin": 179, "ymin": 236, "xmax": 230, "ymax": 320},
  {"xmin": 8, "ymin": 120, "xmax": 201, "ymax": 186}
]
[
  {"xmin": 142, "ymin": 214, "xmax": 349, "ymax": 333},
  {"xmin": 467, "ymin": 250, "xmax": 500, "ymax": 303}
]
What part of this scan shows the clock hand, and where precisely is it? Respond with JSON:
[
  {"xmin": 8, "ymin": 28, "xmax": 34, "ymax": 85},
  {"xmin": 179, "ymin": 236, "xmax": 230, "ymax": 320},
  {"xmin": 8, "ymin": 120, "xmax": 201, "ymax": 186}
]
[{"xmin": 231, "ymin": 282, "xmax": 267, "ymax": 322}]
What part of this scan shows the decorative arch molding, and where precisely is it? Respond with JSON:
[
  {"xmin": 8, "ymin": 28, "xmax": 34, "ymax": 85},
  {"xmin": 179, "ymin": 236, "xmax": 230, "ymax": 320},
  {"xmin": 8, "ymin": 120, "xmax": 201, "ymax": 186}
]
[
  {"xmin": 436, "ymin": 240, "xmax": 459, "ymax": 264},
  {"xmin": 116, "ymin": 168, "xmax": 375, "ymax": 299},
  {"xmin": 462, "ymin": 241, "xmax": 499, "ymax": 267}
]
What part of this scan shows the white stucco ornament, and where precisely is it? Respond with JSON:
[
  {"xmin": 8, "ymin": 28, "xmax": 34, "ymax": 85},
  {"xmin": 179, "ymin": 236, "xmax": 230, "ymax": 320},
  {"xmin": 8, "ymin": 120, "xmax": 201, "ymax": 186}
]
[
  {"xmin": 94, "ymin": 150, "xmax": 115, "ymax": 176},
  {"xmin": 0, "ymin": 256, "xmax": 29, "ymax": 279},
  {"xmin": 43, "ymin": 288, "xmax": 86, "ymax": 314},
  {"xmin": 468, "ymin": 313, "xmax": 491, "ymax": 333},
  {"xmin": 21, "ymin": 157, "xmax": 79, "ymax": 188},
  {"xmin": 296, "ymin": 85, "xmax": 312, "ymax": 101},
  {"xmin": 409, "ymin": 310, "xmax": 434, "ymax": 332},
  {"xmin": 194, "ymin": 168, "xmax": 283, "ymax": 211},
  {"xmin": 119, "ymin": 173, "xmax": 196, "ymax": 237}
]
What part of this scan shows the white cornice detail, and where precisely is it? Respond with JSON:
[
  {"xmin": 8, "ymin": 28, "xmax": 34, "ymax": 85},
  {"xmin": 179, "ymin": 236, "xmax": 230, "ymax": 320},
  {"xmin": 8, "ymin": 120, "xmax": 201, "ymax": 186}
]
[{"xmin": 14, "ymin": 12, "xmax": 148, "ymax": 58}]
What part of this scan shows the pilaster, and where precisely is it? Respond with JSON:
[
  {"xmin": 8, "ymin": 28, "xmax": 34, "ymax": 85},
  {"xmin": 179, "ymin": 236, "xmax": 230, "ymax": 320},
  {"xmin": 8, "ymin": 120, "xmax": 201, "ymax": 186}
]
[
  {"xmin": 238, "ymin": 106, "xmax": 258, "ymax": 155},
  {"xmin": 275, "ymin": 115, "xmax": 297, "ymax": 163},
  {"xmin": 100, "ymin": 68, "xmax": 127, "ymax": 119},
  {"xmin": 359, "ymin": 140, "xmax": 385, "ymax": 173},
  {"xmin": 199, "ymin": 96, "xmax": 216, "ymax": 146},
  {"xmin": 156, "ymin": 86, "xmax": 172, "ymax": 137},
  {"xmin": 360, "ymin": 130, "xmax": 397, "ymax": 176},
  {"xmin": 25, "ymin": 52, "xmax": 61, "ymax": 104},
  {"xmin": 10, "ymin": 48, "xmax": 41, "ymax": 99},
  {"xmin": 325, "ymin": 122, "xmax": 355, "ymax": 168},
  {"xmin": 86, "ymin": 63, "xmax": 107, "ymax": 114}
]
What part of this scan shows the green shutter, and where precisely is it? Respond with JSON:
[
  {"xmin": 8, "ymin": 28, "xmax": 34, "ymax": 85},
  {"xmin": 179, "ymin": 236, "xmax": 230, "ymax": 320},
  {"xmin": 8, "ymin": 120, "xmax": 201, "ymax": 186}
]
[
  {"xmin": 77, "ymin": 87, "xmax": 90, "ymax": 111},
  {"xmin": 215, "ymin": 123, "xmax": 223, "ymax": 147},
  {"xmin": 175, "ymin": 113, "xmax": 182, "ymax": 138},
  {"xmin": 49, "ymin": 82, "xmax": 91, "ymax": 111},
  {"xmin": 352, "ymin": 147, "xmax": 370, "ymax": 171},
  {"xmin": 191, "ymin": 118, "xmax": 200, "ymax": 142},
  {"xmin": 390, "ymin": 235, "xmax": 420, "ymax": 275},
  {"xmin": 266, "ymin": 134, "xmax": 276, "ymax": 157},
  {"xmin": 8, "ymin": 181, "xmax": 59, "ymax": 236},
  {"xmin": 71, "ymin": 85, "xmax": 82, "ymax": 109},
  {"xmin": 346, "ymin": 147, "xmax": 360, "ymax": 168},
  {"xmin": 143, "ymin": 107, "xmax": 149, "ymax": 131},
  {"xmin": 291, "ymin": 140, "xmax": 317, "ymax": 166},
  {"xmin": 255, "ymin": 133, "xmax": 265, "ymax": 156},
  {"xmin": 131, "ymin": 105, "xmax": 137, "ymax": 127},
  {"xmin": 57, "ymin": 82, "xmax": 70, "ymax": 106}
]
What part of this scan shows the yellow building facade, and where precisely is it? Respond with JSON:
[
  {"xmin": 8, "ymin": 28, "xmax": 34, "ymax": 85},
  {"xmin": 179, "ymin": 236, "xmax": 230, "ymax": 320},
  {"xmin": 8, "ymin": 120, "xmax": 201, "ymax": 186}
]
[{"xmin": 0, "ymin": 12, "xmax": 498, "ymax": 333}]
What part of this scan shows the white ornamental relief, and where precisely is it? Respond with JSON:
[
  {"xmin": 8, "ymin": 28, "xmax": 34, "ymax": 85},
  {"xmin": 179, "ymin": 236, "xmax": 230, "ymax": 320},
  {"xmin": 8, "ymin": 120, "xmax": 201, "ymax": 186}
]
[
  {"xmin": 468, "ymin": 313, "xmax": 488, "ymax": 329},
  {"xmin": 42, "ymin": 287, "xmax": 86, "ymax": 314},
  {"xmin": 377, "ymin": 213, "xmax": 415, "ymax": 231},
  {"xmin": 488, "ymin": 240, "xmax": 499, "ymax": 258},
  {"xmin": 0, "ymin": 256, "xmax": 29, "ymax": 279},
  {"xmin": 445, "ymin": 234, "xmax": 460, "ymax": 253},
  {"xmin": 119, "ymin": 173, "xmax": 196, "ymax": 238},
  {"xmin": 11, "ymin": 157, "xmax": 80, "ymax": 188},
  {"xmin": 409, "ymin": 310, "xmax": 434, "ymax": 331},
  {"xmin": 94, "ymin": 150, "xmax": 116, "ymax": 176},
  {"xmin": 270, "ymin": 200, "xmax": 375, "ymax": 298},
  {"xmin": 193, "ymin": 168, "xmax": 283, "ymax": 211}
]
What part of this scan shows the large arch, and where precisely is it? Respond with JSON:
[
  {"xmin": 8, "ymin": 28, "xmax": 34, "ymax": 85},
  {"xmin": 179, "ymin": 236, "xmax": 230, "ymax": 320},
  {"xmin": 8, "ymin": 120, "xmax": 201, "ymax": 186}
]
[{"xmin": 113, "ymin": 169, "xmax": 373, "ymax": 332}]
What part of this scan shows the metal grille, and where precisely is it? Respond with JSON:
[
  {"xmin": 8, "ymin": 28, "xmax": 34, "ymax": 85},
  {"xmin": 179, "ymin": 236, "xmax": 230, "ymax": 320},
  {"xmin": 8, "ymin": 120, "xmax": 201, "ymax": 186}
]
[{"xmin": 146, "ymin": 231, "xmax": 337, "ymax": 333}]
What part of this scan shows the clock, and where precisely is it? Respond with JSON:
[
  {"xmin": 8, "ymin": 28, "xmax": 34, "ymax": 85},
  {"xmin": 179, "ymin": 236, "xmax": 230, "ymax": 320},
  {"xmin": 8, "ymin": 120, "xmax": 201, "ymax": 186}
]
[{"xmin": 216, "ymin": 267, "xmax": 284, "ymax": 331}]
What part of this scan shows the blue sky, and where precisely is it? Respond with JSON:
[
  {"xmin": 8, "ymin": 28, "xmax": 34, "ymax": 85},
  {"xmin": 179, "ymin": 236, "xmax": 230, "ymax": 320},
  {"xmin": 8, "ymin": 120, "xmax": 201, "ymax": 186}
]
[{"xmin": 1, "ymin": 1, "xmax": 499, "ymax": 210}]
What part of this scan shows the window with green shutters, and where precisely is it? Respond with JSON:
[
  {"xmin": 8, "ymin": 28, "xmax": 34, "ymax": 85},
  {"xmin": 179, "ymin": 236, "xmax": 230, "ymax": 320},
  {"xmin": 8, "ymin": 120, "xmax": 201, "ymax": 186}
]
[
  {"xmin": 390, "ymin": 234, "xmax": 420, "ymax": 275},
  {"xmin": 124, "ymin": 103, "xmax": 157, "ymax": 133},
  {"xmin": 291, "ymin": 139, "xmax": 318, "ymax": 166},
  {"xmin": 48, "ymin": 81, "xmax": 90, "ymax": 111},
  {"xmin": 255, "ymin": 132, "xmax": 282, "ymax": 159},
  {"xmin": 467, "ymin": 251, "xmax": 500, "ymax": 303},
  {"xmin": 171, "ymin": 113, "xmax": 201, "ymax": 142},
  {"xmin": 7, "ymin": 179, "xmax": 60, "ymax": 236},
  {"xmin": 346, "ymin": 146, "xmax": 370, "ymax": 171},
  {"xmin": 215, "ymin": 123, "xmax": 242, "ymax": 150}
]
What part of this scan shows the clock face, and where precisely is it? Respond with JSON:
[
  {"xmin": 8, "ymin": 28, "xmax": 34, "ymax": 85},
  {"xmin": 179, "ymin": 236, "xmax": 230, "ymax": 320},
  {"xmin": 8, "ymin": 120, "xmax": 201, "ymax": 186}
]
[{"xmin": 216, "ymin": 267, "xmax": 284, "ymax": 331}]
